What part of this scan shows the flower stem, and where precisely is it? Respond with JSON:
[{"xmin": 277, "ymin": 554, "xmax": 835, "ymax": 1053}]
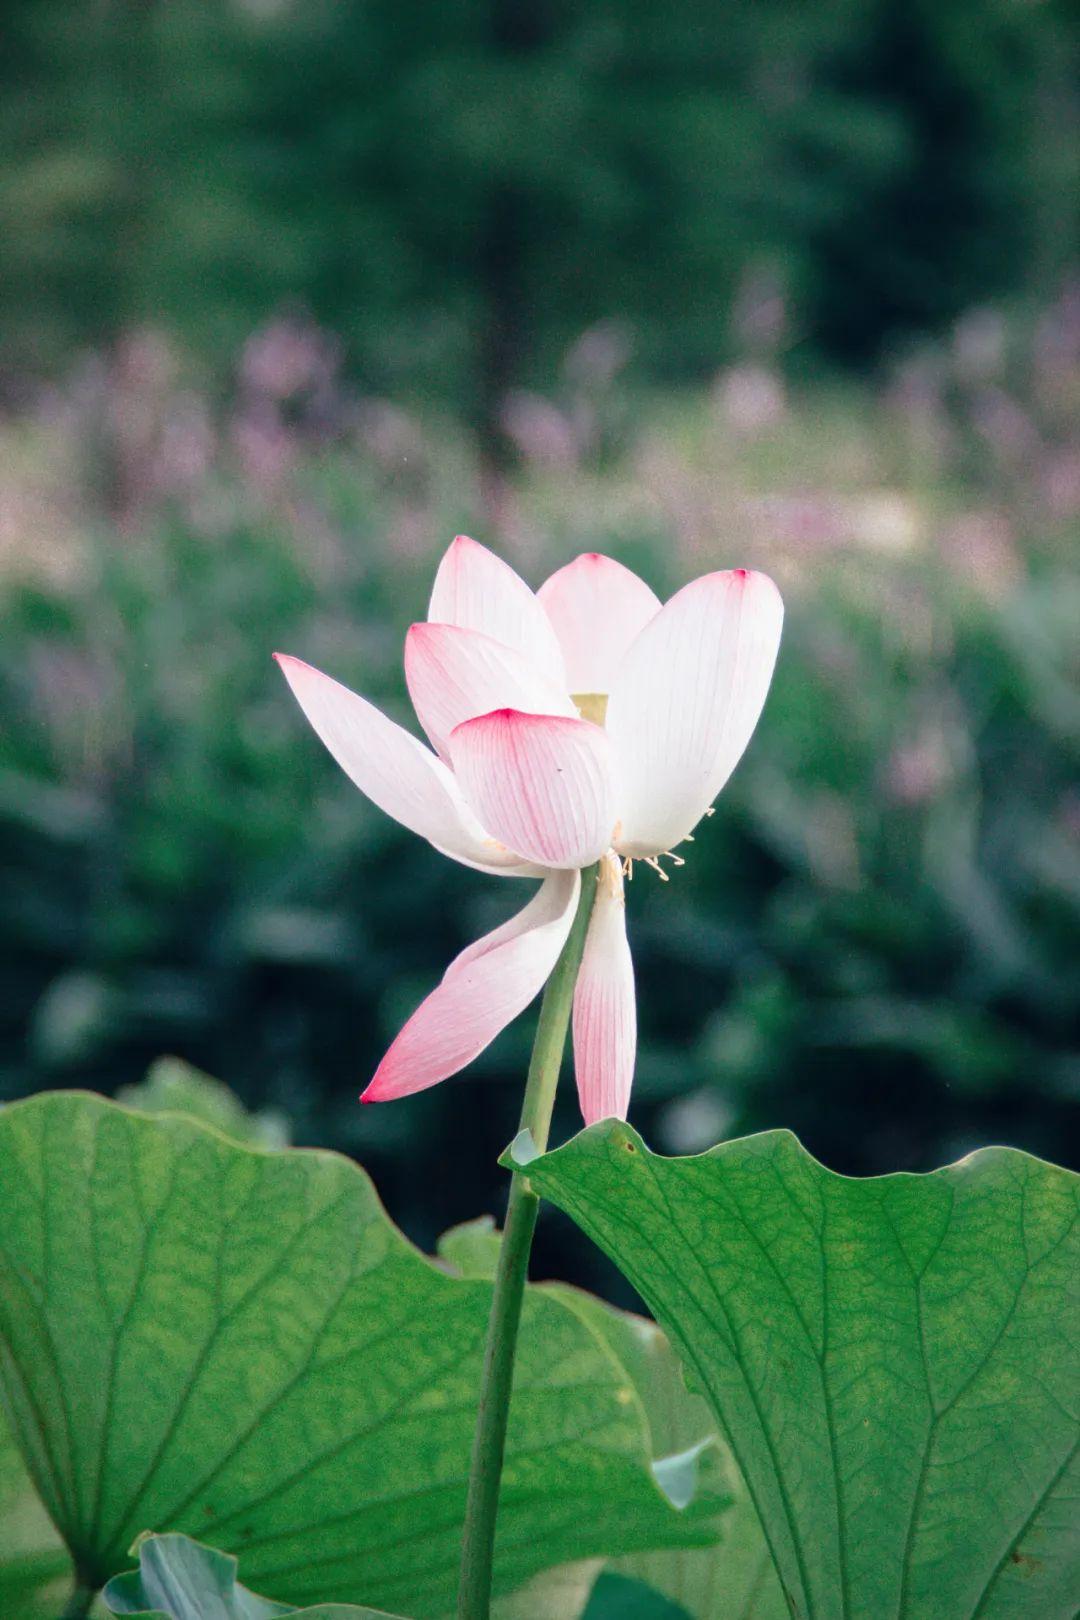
[{"xmin": 456, "ymin": 865, "xmax": 599, "ymax": 1620}]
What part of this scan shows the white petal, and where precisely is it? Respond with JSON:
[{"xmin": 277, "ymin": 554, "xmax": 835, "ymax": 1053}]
[
  {"xmin": 606, "ymin": 570, "xmax": 783, "ymax": 856},
  {"xmin": 363, "ymin": 870, "xmax": 581, "ymax": 1101},
  {"xmin": 428, "ymin": 535, "xmax": 567, "ymax": 686},
  {"xmin": 572, "ymin": 855, "xmax": 636, "ymax": 1125},
  {"xmin": 275, "ymin": 654, "xmax": 539, "ymax": 877},
  {"xmin": 450, "ymin": 709, "xmax": 616, "ymax": 870},
  {"xmin": 537, "ymin": 552, "xmax": 661, "ymax": 694},
  {"xmin": 405, "ymin": 621, "xmax": 577, "ymax": 761}
]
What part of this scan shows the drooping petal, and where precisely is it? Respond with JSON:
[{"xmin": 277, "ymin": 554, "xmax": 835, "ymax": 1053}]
[
  {"xmin": 404, "ymin": 621, "xmax": 577, "ymax": 762},
  {"xmin": 274, "ymin": 654, "xmax": 539, "ymax": 877},
  {"xmin": 428, "ymin": 535, "xmax": 567, "ymax": 687},
  {"xmin": 537, "ymin": 552, "xmax": 661, "ymax": 694},
  {"xmin": 450, "ymin": 708, "xmax": 616, "ymax": 870},
  {"xmin": 572, "ymin": 854, "xmax": 636, "ymax": 1125},
  {"xmin": 605, "ymin": 569, "xmax": 784, "ymax": 857},
  {"xmin": 363, "ymin": 869, "xmax": 581, "ymax": 1101}
]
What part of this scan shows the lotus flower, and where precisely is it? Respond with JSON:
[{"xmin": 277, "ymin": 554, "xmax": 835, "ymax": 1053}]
[{"xmin": 276, "ymin": 537, "xmax": 783, "ymax": 1124}]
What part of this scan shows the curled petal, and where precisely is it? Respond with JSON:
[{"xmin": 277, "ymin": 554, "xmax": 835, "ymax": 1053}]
[
  {"xmin": 405, "ymin": 621, "xmax": 576, "ymax": 762},
  {"xmin": 537, "ymin": 552, "xmax": 661, "ymax": 694},
  {"xmin": 605, "ymin": 569, "xmax": 784, "ymax": 857},
  {"xmin": 572, "ymin": 855, "xmax": 636, "ymax": 1125},
  {"xmin": 428, "ymin": 535, "xmax": 567, "ymax": 687},
  {"xmin": 363, "ymin": 870, "xmax": 581, "ymax": 1101},
  {"xmin": 450, "ymin": 709, "xmax": 616, "ymax": 870},
  {"xmin": 275, "ymin": 654, "xmax": 539, "ymax": 877}
]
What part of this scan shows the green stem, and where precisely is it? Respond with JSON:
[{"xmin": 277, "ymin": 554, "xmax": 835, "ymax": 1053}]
[
  {"xmin": 60, "ymin": 1578, "xmax": 97, "ymax": 1619},
  {"xmin": 456, "ymin": 864, "xmax": 599, "ymax": 1620}
]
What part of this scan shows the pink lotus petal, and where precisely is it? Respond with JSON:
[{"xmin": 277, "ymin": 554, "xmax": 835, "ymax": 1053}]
[
  {"xmin": 537, "ymin": 552, "xmax": 661, "ymax": 694},
  {"xmin": 450, "ymin": 708, "xmax": 616, "ymax": 870},
  {"xmin": 572, "ymin": 855, "xmax": 636, "ymax": 1124},
  {"xmin": 405, "ymin": 622, "xmax": 577, "ymax": 762},
  {"xmin": 428, "ymin": 535, "xmax": 567, "ymax": 687},
  {"xmin": 274, "ymin": 654, "xmax": 538, "ymax": 877},
  {"xmin": 605, "ymin": 569, "xmax": 784, "ymax": 857},
  {"xmin": 363, "ymin": 869, "xmax": 581, "ymax": 1101}
]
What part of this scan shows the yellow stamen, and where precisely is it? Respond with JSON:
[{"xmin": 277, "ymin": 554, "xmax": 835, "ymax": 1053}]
[
  {"xmin": 572, "ymin": 692, "xmax": 608, "ymax": 726},
  {"xmin": 619, "ymin": 847, "xmax": 692, "ymax": 881},
  {"xmin": 597, "ymin": 850, "xmax": 624, "ymax": 899}
]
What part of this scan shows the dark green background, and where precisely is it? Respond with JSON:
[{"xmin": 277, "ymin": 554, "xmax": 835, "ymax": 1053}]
[{"xmin": 3, "ymin": 0, "xmax": 1077, "ymax": 398}]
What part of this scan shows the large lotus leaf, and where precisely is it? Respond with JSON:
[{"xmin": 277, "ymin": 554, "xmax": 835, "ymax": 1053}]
[
  {"xmin": 441, "ymin": 1217, "xmax": 787, "ymax": 1619},
  {"xmin": 0, "ymin": 1093, "xmax": 723, "ymax": 1620},
  {"xmin": 102, "ymin": 1532, "xmax": 404, "ymax": 1618},
  {"xmin": 554, "ymin": 1289, "xmax": 787, "ymax": 1620},
  {"xmin": 1, "ymin": 1387, "xmax": 594, "ymax": 1620},
  {"xmin": 517, "ymin": 1122, "xmax": 1080, "ymax": 1620},
  {"xmin": 0, "ymin": 1070, "xmax": 285, "ymax": 1620}
]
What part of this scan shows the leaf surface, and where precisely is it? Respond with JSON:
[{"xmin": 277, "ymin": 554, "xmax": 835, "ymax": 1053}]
[
  {"xmin": 440, "ymin": 1220, "xmax": 782, "ymax": 1618},
  {"xmin": 0, "ymin": 1407, "xmax": 75, "ymax": 1619},
  {"xmin": 0, "ymin": 1093, "xmax": 721, "ymax": 1619},
  {"xmin": 518, "ymin": 1123, "xmax": 1080, "ymax": 1620},
  {"xmin": 583, "ymin": 1570, "xmax": 695, "ymax": 1617}
]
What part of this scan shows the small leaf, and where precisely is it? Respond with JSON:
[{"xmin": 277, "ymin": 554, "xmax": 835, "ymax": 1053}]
[
  {"xmin": 0, "ymin": 1093, "xmax": 721, "ymax": 1619},
  {"xmin": 101, "ymin": 1531, "xmax": 404, "ymax": 1618},
  {"xmin": 103, "ymin": 1533, "xmax": 290, "ymax": 1618},
  {"xmin": 436, "ymin": 1217, "xmax": 502, "ymax": 1281},
  {"xmin": 523, "ymin": 1123, "xmax": 1080, "ymax": 1619},
  {"xmin": 116, "ymin": 1057, "xmax": 290, "ymax": 1148}
]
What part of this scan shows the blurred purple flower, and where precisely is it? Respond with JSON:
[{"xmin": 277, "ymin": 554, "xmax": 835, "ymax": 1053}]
[
  {"xmin": 715, "ymin": 363, "xmax": 786, "ymax": 436},
  {"xmin": 952, "ymin": 307, "xmax": 1007, "ymax": 386},
  {"xmin": 562, "ymin": 321, "xmax": 632, "ymax": 390},
  {"xmin": 240, "ymin": 316, "xmax": 341, "ymax": 403},
  {"xmin": 500, "ymin": 391, "xmax": 579, "ymax": 470}
]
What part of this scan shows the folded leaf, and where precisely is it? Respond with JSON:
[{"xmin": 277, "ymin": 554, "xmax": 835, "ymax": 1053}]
[
  {"xmin": 102, "ymin": 1531, "xmax": 404, "ymax": 1618},
  {"xmin": 0, "ymin": 1093, "xmax": 721, "ymax": 1619},
  {"xmin": 518, "ymin": 1123, "xmax": 1080, "ymax": 1620}
]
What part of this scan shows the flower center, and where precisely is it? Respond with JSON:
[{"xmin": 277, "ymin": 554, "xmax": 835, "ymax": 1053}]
[{"xmin": 572, "ymin": 692, "xmax": 608, "ymax": 726}]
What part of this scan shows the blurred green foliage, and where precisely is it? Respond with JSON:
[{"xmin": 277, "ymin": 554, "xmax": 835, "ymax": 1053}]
[
  {"xmin": 0, "ymin": 286, "xmax": 1076, "ymax": 1298},
  {"xmin": 115, "ymin": 1054, "xmax": 291, "ymax": 1146},
  {"xmin": 1, "ymin": 0, "xmax": 1076, "ymax": 407}
]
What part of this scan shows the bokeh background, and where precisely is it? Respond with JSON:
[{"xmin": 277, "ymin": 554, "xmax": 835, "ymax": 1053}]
[{"xmin": 2, "ymin": 0, "xmax": 1078, "ymax": 1295}]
